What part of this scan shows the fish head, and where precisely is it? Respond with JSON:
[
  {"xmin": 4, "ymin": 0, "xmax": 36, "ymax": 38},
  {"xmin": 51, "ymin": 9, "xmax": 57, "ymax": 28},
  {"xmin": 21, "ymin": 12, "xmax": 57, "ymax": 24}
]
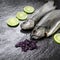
[
  {"xmin": 31, "ymin": 26, "xmax": 46, "ymax": 39},
  {"xmin": 21, "ymin": 20, "xmax": 35, "ymax": 30}
]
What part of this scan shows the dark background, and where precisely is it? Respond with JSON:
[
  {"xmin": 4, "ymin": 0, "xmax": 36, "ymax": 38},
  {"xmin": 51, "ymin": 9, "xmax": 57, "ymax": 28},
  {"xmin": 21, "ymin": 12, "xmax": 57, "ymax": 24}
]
[{"xmin": 0, "ymin": 0, "xmax": 60, "ymax": 60}]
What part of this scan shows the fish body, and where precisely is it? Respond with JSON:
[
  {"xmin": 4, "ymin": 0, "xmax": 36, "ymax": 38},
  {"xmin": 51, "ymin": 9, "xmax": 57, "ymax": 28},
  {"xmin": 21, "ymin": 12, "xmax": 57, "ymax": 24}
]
[
  {"xmin": 31, "ymin": 10, "xmax": 60, "ymax": 39},
  {"xmin": 21, "ymin": 1, "xmax": 56, "ymax": 30}
]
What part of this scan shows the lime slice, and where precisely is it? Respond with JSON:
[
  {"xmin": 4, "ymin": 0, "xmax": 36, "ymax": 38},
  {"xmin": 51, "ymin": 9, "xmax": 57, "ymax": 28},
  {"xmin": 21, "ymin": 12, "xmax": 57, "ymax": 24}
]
[
  {"xmin": 16, "ymin": 12, "xmax": 28, "ymax": 20},
  {"xmin": 54, "ymin": 33, "xmax": 60, "ymax": 44},
  {"xmin": 24, "ymin": 6, "xmax": 35, "ymax": 13},
  {"xmin": 7, "ymin": 17, "xmax": 19, "ymax": 27}
]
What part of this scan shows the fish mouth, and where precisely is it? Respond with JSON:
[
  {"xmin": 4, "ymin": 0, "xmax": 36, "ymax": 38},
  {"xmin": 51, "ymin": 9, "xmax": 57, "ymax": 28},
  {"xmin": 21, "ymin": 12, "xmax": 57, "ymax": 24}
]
[
  {"xmin": 31, "ymin": 33, "xmax": 46, "ymax": 39},
  {"xmin": 31, "ymin": 35, "xmax": 40, "ymax": 39},
  {"xmin": 31, "ymin": 32, "xmax": 44, "ymax": 40},
  {"xmin": 21, "ymin": 20, "xmax": 35, "ymax": 30}
]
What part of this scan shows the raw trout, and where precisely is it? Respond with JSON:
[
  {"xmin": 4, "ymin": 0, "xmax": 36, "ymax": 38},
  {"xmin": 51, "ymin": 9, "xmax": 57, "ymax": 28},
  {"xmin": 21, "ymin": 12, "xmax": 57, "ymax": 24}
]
[
  {"xmin": 21, "ymin": 1, "xmax": 56, "ymax": 30},
  {"xmin": 31, "ymin": 10, "xmax": 60, "ymax": 39}
]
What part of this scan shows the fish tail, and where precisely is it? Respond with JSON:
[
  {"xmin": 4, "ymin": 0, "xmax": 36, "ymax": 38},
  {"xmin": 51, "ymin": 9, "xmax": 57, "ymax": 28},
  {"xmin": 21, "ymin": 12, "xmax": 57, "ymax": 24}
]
[{"xmin": 42, "ymin": 0, "xmax": 56, "ymax": 13}]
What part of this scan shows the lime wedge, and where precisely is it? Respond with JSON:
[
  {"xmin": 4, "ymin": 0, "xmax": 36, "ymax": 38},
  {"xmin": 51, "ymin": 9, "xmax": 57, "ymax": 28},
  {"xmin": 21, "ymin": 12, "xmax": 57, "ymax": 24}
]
[
  {"xmin": 16, "ymin": 12, "xmax": 28, "ymax": 20},
  {"xmin": 24, "ymin": 6, "xmax": 35, "ymax": 13},
  {"xmin": 7, "ymin": 17, "xmax": 19, "ymax": 27},
  {"xmin": 54, "ymin": 33, "xmax": 60, "ymax": 44}
]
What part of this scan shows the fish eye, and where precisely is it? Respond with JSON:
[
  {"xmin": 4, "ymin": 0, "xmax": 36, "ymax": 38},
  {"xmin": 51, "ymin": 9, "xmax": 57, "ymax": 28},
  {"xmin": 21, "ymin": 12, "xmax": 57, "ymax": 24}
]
[{"xmin": 33, "ymin": 30, "xmax": 36, "ymax": 33}]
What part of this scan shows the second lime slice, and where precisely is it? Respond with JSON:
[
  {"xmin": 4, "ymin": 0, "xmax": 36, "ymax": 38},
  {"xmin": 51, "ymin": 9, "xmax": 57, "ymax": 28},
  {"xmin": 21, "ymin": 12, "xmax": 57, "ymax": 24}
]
[{"xmin": 16, "ymin": 12, "xmax": 28, "ymax": 20}]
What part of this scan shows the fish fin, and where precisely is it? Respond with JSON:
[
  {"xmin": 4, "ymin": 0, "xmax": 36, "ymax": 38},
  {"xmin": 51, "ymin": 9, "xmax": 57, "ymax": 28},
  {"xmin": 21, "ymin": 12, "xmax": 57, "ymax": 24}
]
[{"xmin": 47, "ymin": 21, "xmax": 60, "ymax": 37}]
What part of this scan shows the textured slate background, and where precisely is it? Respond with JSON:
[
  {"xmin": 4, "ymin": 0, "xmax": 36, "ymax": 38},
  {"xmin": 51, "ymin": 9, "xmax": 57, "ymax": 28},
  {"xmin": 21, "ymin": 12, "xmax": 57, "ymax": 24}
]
[{"xmin": 0, "ymin": 0, "xmax": 60, "ymax": 60}]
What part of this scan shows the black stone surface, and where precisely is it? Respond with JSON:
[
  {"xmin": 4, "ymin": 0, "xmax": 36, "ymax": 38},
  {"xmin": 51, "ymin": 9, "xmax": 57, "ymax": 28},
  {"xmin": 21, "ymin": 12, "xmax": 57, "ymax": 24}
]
[{"xmin": 0, "ymin": 0, "xmax": 60, "ymax": 60}]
